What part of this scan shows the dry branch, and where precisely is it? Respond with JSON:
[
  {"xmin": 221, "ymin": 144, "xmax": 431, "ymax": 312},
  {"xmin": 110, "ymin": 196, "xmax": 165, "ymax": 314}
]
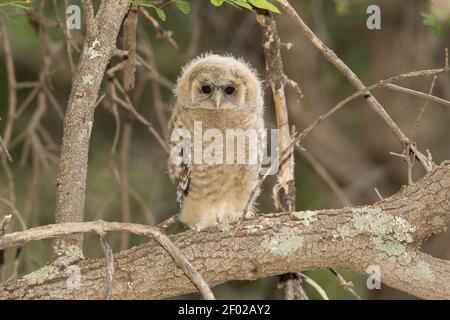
[
  {"xmin": 278, "ymin": 0, "xmax": 434, "ymax": 172},
  {"xmin": 0, "ymin": 18, "xmax": 17, "ymax": 153},
  {"xmin": 122, "ymin": 4, "xmax": 138, "ymax": 91},
  {"xmin": 1, "ymin": 161, "xmax": 449, "ymax": 300},
  {"xmin": 382, "ymin": 83, "xmax": 450, "ymax": 108}
]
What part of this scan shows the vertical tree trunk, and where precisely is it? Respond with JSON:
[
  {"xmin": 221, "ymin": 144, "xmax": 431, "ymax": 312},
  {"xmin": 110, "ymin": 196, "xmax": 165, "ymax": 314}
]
[{"xmin": 54, "ymin": 0, "xmax": 131, "ymax": 249}]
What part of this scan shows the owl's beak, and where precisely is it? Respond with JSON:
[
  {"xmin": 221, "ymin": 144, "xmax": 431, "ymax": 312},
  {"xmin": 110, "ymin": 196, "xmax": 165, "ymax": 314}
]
[{"xmin": 214, "ymin": 93, "xmax": 222, "ymax": 108}]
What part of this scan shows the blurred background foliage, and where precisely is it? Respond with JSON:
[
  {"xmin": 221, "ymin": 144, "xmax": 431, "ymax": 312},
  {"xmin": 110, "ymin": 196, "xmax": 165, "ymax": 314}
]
[{"xmin": 0, "ymin": 0, "xmax": 449, "ymax": 299}]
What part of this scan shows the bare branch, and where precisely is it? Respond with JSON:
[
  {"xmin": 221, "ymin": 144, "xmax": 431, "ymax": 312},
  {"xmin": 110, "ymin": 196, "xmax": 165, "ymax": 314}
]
[
  {"xmin": 278, "ymin": 0, "xmax": 434, "ymax": 172},
  {"xmin": 81, "ymin": 0, "xmax": 97, "ymax": 39},
  {"xmin": 122, "ymin": 5, "xmax": 138, "ymax": 91},
  {"xmin": 328, "ymin": 268, "xmax": 362, "ymax": 300},
  {"xmin": 0, "ymin": 19, "xmax": 17, "ymax": 153},
  {"xmin": 0, "ymin": 215, "xmax": 12, "ymax": 237},
  {"xmin": 382, "ymin": 83, "xmax": 450, "ymax": 108},
  {"xmin": 139, "ymin": 7, "xmax": 178, "ymax": 49},
  {"xmin": 412, "ymin": 76, "xmax": 437, "ymax": 138},
  {"xmin": 297, "ymin": 273, "xmax": 329, "ymax": 300}
]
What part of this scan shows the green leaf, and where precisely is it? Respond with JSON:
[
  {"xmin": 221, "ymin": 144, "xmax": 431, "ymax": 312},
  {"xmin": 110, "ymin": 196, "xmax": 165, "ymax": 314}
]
[
  {"xmin": 175, "ymin": 0, "xmax": 191, "ymax": 14},
  {"xmin": 210, "ymin": 0, "xmax": 224, "ymax": 7},
  {"xmin": 155, "ymin": 7, "xmax": 166, "ymax": 21},
  {"xmin": 0, "ymin": 0, "xmax": 33, "ymax": 9},
  {"xmin": 430, "ymin": 24, "xmax": 443, "ymax": 37},
  {"xmin": 421, "ymin": 12, "xmax": 443, "ymax": 37},
  {"xmin": 231, "ymin": 0, "xmax": 253, "ymax": 10},
  {"xmin": 248, "ymin": 0, "xmax": 280, "ymax": 13},
  {"xmin": 131, "ymin": 0, "xmax": 156, "ymax": 9},
  {"xmin": 336, "ymin": 3, "xmax": 347, "ymax": 16}
]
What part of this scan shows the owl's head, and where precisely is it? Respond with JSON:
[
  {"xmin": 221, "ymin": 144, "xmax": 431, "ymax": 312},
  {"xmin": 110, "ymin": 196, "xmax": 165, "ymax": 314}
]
[{"xmin": 175, "ymin": 54, "xmax": 263, "ymax": 110}]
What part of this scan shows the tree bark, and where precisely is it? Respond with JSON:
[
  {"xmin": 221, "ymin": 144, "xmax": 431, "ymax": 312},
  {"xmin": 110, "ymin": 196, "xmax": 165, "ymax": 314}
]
[
  {"xmin": 54, "ymin": 0, "xmax": 131, "ymax": 248},
  {"xmin": 1, "ymin": 161, "xmax": 449, "ymax": 300}
]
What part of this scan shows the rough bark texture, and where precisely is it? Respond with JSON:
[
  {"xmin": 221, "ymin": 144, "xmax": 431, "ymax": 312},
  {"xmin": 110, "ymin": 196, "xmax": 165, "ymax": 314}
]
[
  {"xmin": 256, "ymin": 12, "xmax": 296, "ymax": 212},
  {"xmin": 1, "ymin": 161, "xmax": 449, "ymax": 300},
  {"xmin": 54, "ymin": 0, "xmax": 131, "ymax": 248},
  {"xmin": 256, "ymin": 11, "xmax": 299, "ymax": 298}
]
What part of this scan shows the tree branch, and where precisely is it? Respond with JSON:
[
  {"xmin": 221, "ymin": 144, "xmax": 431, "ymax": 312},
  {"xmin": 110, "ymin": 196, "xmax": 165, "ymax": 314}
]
[
  {"xmin": 278, "ymin": 0, "xmax": 434, "ymax": 172},
  {"xmin": 81, "ymin": 0, "xmax": 97, "ymax": 39},
  {"xmin": 54, "ymin": 0, "xmax": 131, "ymax": 248},
  {"xmin": 1, "ymin": 161, "xmax": 449, "ymax": 300},
  {"xmin": 256, "ymin": 10, "xmax": 300, "ymax": 298}
]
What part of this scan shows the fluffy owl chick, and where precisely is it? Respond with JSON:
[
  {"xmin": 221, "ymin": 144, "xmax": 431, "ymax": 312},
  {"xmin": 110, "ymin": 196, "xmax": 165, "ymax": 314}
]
[{"xmin": 168, "ymin": 54, "xmax": 265, "ymax": 230}]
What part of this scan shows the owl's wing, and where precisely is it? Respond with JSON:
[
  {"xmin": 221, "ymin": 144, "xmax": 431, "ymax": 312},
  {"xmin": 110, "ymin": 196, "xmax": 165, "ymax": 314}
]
[{"xmin": 168, "ymin": 116, "xmax": 191, "ymax": 208}]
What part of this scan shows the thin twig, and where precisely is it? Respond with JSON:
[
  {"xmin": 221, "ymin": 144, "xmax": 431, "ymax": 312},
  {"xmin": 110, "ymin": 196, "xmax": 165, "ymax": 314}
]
[
  {"xmin": 297, "ymin": 272, "xmax": 329, "ymax": 300},
  {"xmin": 0, "ymin": 215, "xmax": 12, "ymax": 237},
  {"xmin": 412, "ymin": 76, "xmax": 437, "ymax": 138},
  {"xmin": 382, "ymin": 83, "xmax": 449, "ymax": 108},
  {"xmin": 112, "ymin": 79, "xmax": 168, "ymax": 152},
  {"xmin": 139, "ymin": 7, "xmax": 178, "ymax": 49},
  {"xmin": 298, "ymin": 149, "xmax": 351, "ymax": 207},
  {"xmin": 328, "ymin": 268, "xmax": 362, "ymax": 300},
  {"xmin": 374, "ymin": 188, "xmax": 384, "ymax": 201},
  {"xmin": 278, "ymin": 0, "xmax": 435, "ymax": 172},
  {"xmin": 0, "ymin": 135, "xmax": 12, "ymax": 162},
  {"xmin": 0, "ymin": 18, "xmax": 17, "ymax": 152}
]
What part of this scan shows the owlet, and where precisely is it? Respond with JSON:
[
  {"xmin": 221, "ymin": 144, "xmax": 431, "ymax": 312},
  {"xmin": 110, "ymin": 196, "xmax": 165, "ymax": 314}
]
[{"xmin": 168, "ymin": 54, "xmax": 265, "ymax": 230}]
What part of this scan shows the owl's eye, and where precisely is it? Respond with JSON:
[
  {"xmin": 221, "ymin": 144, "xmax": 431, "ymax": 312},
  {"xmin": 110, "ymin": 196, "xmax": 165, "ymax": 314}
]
[
  {"xmin": 224, "ymin": 86, "xmax": 235, "ymax": 95},
  {"xmin": 201, "ymin": 85, "xmax": 212, "ymax": 94}
]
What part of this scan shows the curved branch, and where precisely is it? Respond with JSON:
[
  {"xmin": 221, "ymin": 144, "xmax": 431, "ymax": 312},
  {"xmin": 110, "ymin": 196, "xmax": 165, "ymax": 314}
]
[{"xmin": 0, "ymin": 162, "xmax": 449, "ymax": 300}]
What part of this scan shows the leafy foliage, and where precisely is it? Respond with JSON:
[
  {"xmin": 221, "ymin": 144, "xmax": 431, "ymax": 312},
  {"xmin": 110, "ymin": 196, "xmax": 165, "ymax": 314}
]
[
  {"xmin": 421, "ymin": 12, "xmax": 449, "ymax": 37},
  {"xmin": 132, "ymin": 0, "xmax": 280, "ymax": 21},
  {"xmin": 0, "ymin": 0, "xmax": 33, "ymax": 15},
  {"xmin": 211, "ymin": 0, "xmax": 280, "ymax": 13}
]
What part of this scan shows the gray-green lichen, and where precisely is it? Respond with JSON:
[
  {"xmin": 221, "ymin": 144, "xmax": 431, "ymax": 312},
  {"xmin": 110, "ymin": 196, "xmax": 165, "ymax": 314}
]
[
  {"xmin": 415, "ymin": 261, "xmax": 435, "ymax": 282},
  {"xmin": 82, "ymin": 74, "xmax": 94, "ymax": 85},
  {"xmin": 352, "ymin": 207, "xmax": 416, "ymax": 256},
  {"xmin": 292, "ymin": 210, "xmax": 317, "ymax": 226},
  {"xmin": 242, "ymin": 217, "xmax": 273, "ymax": 234},
  {"xmin": 332, "ymin": 224, "xmax": 355, "ymax": 241},
  {"xmin": 218, "ymin": 222, "xmax": 231, "ymax": 232},
  {"xmin": 23, "ymin": 265, "xmax": 59, "ymax": 285},
  {"xmin": 53, "ymin": 244, "xmax": 84, "ymax": 268},
  {"xmin": 85, "ymin": 39, "xmax": 100, "ymax": 59},
  {"xmin": 261, "ymin": 226, "xmax": 304, "ymax": 256},
  {"xmin": 372, "ymin": 236, "xmax": 406, "ymax": 256}
]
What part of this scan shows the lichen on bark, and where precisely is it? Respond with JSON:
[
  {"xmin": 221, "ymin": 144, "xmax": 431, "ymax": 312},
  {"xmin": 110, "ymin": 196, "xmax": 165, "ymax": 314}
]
[{"xmin": 261, "ymin": 226, "xmax": 304, "ymax": 256}]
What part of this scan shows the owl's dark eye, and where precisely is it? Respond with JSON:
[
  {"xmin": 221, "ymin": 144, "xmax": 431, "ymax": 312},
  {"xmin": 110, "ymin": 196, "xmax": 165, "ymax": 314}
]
[
  {"xmin": 201, "ymin": 85, "xmax": 212, "ymax": 94},
  {"xmin": 224, "ymin": 86, "xmax": 235, "ymax": 95}
]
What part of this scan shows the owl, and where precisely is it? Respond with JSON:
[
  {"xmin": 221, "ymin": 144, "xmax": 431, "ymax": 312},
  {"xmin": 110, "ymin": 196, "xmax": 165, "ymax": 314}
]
[{"xmin": 168, "ymin": 54, "xmax": 265, "ymax": 230}]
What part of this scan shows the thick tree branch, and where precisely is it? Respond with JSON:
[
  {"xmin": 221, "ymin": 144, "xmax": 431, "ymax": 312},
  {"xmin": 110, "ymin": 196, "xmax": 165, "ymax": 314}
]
[{"xmin": 1, "ymin": 161, "xmax": 449, "ymax": 300}]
